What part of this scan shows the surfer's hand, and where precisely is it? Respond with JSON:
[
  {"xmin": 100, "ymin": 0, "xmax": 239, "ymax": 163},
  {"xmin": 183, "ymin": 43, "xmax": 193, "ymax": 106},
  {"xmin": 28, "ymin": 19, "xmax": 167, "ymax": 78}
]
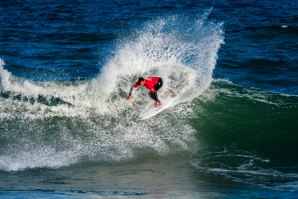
[{"xmin": 127, "ymin": 95, "xmax": 132, "ymax": 100}]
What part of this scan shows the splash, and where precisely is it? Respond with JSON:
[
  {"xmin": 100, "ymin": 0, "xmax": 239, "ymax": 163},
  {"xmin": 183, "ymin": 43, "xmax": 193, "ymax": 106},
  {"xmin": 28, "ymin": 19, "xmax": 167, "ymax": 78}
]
[{"xmin": 0, "ymin": 13, "xmax": 224, "ymax": 171}]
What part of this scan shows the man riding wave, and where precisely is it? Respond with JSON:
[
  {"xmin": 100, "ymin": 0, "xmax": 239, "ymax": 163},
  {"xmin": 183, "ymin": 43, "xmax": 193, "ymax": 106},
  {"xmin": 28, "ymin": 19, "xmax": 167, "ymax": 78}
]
[{"xmin": 128, "ymin": 76, "xmax": 163, "ymax": 108}]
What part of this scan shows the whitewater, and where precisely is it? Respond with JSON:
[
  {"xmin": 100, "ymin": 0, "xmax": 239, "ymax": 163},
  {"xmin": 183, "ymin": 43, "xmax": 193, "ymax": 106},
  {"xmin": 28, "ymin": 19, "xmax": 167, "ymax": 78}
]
[{"xmin": 0, "ymin": 14, "xmax": 224, "ymax": 171}]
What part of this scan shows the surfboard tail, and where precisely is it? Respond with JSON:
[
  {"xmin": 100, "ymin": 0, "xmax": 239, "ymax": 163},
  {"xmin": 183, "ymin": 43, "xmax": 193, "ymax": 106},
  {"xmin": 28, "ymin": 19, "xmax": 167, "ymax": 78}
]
[{"xmin": 139, "ymin": 94, "xmax": 179, "ymax": 120}]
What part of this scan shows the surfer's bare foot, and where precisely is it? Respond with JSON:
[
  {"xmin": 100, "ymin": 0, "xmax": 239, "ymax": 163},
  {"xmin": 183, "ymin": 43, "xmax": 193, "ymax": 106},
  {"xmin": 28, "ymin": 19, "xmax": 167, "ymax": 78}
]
[
  {"xmin": 155, "ymin": 101, "xmax": 163, "ymax": 108},
  {"xmin": 159, "ymin": 101, "xmax": 163, "ymax": 106}
]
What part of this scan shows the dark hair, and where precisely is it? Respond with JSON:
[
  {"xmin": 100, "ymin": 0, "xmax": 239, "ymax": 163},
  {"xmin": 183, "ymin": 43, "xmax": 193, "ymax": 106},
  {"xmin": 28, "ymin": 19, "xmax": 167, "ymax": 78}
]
[{"xmin": 138, "ymin": 77, "xmax": 145, "ymax": 83}]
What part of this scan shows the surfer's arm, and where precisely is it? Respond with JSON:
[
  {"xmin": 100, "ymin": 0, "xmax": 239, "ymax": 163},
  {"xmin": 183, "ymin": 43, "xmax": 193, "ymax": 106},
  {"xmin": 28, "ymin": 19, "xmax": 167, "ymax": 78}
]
[
  {"xmin": 128, "ymin": 86, "xmax": 135, "ymax": 96},
  {"xmin": 128, "ymin": 83, "xmax": 139, "ymax": 99}
]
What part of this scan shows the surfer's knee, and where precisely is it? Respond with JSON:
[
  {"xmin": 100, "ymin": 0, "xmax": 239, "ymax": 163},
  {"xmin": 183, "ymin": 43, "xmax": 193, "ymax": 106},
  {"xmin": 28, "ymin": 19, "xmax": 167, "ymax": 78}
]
[
  {"xmin": 148, "ymin": 92, "xmax": 159, "ymax": 102},
  {"xmin": 148, "ymin": 92, "xmax": 154, "ymax": 99}
]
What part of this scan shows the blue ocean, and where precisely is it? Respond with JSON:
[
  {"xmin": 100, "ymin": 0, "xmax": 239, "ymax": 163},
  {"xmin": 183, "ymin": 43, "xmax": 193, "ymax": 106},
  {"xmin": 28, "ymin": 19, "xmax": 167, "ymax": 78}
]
[{"xmin": 0, "ymin": 0, "xmax": 297, "ymax": 198}]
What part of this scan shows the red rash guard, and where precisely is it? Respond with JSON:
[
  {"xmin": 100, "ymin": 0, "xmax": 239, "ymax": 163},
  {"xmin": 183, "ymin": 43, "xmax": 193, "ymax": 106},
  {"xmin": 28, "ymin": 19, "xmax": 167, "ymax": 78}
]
[{"xmin": 133, "ymin": 76, "xmax": 159, "ymax": 93}]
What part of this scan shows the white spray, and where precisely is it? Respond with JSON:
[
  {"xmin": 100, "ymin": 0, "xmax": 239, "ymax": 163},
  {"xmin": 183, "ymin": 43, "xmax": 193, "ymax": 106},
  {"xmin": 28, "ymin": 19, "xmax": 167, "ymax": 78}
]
[{"xmin": 0, "ymin": 13, "xmax": 224, "ymax": 171}]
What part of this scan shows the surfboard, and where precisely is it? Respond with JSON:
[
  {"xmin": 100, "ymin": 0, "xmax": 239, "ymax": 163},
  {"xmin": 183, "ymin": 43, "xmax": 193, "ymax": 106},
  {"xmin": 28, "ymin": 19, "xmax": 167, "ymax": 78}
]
[{"xmin": 139, "ymin": 94, "xmax": 179, "ymax": 120}]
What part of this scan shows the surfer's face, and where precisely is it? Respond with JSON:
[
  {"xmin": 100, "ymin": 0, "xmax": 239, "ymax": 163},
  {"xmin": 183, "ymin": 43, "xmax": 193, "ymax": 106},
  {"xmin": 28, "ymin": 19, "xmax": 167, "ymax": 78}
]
[{"xmin": 140, "ymin": 80, "xmax": 145, "ymax": 86}]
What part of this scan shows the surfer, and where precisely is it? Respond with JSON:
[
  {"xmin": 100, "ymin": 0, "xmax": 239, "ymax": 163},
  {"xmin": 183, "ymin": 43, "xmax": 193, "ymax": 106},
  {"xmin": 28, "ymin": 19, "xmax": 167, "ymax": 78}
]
[{"xmin": 128, "ymin": 76, "xmax": 163, "ymax": 108}]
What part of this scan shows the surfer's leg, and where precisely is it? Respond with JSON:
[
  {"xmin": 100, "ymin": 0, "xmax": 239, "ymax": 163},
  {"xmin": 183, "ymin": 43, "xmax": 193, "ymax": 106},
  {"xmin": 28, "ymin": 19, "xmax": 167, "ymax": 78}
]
[
  {"xmin": 150, "ymin": 79, "xmax": 163, "ymax": 108},
  {"xmin": 153, "ymin": 78, "xmax": 163, "ymax": 91},
  {"xmin": 149, "ymin": 92, "xmax": 162, "ymax": 108},
  {"xmin": 148, "ymin": 91, "xmax": 161, "ymax": 104}
]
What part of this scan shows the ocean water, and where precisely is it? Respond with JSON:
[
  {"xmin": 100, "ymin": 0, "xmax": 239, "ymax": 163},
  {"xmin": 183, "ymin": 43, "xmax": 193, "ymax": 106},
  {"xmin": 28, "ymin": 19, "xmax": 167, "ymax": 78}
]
[{"xmin": 0, "ymin": 0, "xmax": 297, "ymax": 198}]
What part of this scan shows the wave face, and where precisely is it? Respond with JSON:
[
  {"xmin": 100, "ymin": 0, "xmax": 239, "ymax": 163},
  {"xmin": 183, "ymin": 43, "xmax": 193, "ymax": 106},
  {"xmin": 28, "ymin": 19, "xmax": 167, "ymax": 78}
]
[
  {"xmin": 0, "ymin": 13, "xmax": 224, "ymax": 171},
  {"xmin": 190, "ymin": 79, "xmax": 298, "ymax": 191}
]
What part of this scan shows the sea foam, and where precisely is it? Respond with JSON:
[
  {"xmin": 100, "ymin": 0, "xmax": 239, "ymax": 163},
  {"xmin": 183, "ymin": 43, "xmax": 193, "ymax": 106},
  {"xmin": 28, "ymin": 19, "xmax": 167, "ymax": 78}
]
[{"xmin": 0, "ymin": 13, "xmax": 224, "ymax": 171}]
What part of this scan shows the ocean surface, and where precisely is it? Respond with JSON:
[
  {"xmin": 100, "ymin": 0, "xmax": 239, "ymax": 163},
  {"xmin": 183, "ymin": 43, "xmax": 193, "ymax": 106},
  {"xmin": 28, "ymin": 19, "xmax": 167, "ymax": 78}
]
[{"xmin": 0, "ymin": 0, "xmax": 297, "ymax": 198}]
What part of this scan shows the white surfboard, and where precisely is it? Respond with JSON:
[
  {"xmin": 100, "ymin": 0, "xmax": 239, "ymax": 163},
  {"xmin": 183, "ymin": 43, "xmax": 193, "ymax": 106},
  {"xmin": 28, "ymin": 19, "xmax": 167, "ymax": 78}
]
[{"xmin": 139, "ymin": 94, "xmax": 179, "ymax": 120}]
